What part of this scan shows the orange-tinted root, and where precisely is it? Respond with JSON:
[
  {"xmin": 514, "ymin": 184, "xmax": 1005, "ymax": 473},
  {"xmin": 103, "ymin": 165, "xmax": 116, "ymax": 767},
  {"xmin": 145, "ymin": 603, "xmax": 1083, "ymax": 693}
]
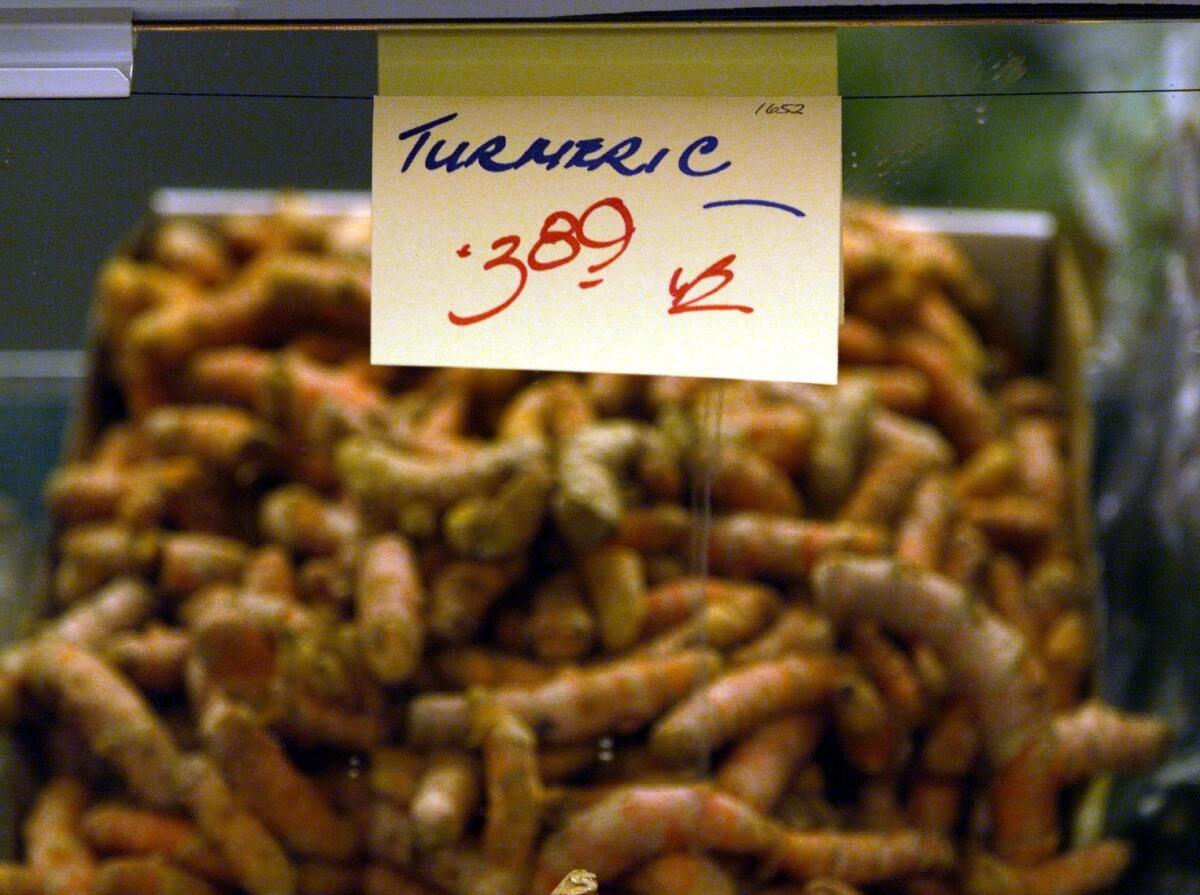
[
  {"xmin": 362, "ymin": 864, "xmax": 447, "ymax": 895},
  {"xmin": 356, "ymin": 535, "xmax": 425, "ymax": 684},
  {"xmin": 1052, "ymin": 702, "xmax": 1172, "ymax": 782},
  {"xmin": 158, "ymin": 533, "xmax": 248, "ymax": 598},
  {"xmin": 0, "ymin": 865, "xmax": 45, "ymax": 895},
  {"xmin": 905, "ymin": 778, "xmax": 963, "ymax": 835},
  {"xmin": 142, "ymin": 404, "xmax": 276, "ymax": 481},
  {"xmin": 716, "ymin": 715, "xmax": 825, "ymax": 812},
  {"xmin": 433, "ymin": 648, "xmax": 555, "ymax": 690},
  {"xmin": 845, "ymin": 367, "xmax": 931, "ymax": 416},
  {"xmin": 954, "ymin": 440, "xmax": 1016, "ymax": 500},
  {"xmin": 613, "ymin": 505, "xmax": 692, "ymax": 553},
  {"xmin": 80, "ymin": 803, "xmax": 231, "ymax": 883},
  {"xmin": 850, "ymin": 622, "xmax": 926, "ymax": 726},
  {"xmin": 838, "ymin": 316, "xmax": 889, "ymax": 364},
  {"xmin": 919, "ymin": 700, "xmax": 980, "ymax": 778},
  {"xmin": 708, "ymin": 444, "xmax": 803, "ymax": 515},
  {"xmin": 807, "ymin": 379, "xmax": 875, "ymax": 513},
  {"xmin": 428, "ymin": 560, "xmax": 521, "ymax": 644},
  {"xmin": 296, "ymin": 862, "xmax": 361, "ymax": 895},
  {"xmin": 894, "ymin": 474, "xmax": 955, "ymax": 570},
  {"xmin": 48, "ymin": 576, "xmax": 155, "ymax": 650},
  {"xmin": 998, "ymin": 378, "xmax": 1061, "ymax": 418},
  {"xmin": 1021, "ymin": 841, "xmax": 1131, "ymax": 895},
  {"xmin": 626, "ymin": 853, "xmax": 738, "ymax": 895},
  {"xmin": 732, "ymin": 607, "xmax": 835, "ymax": 664},
  {"xmin": 650, "ymin": 655, "xmax": 843, "ymax": 762},
  {"xmin": 260, "ymin": 484, "xmax": 360, "ymax": 556},
  {"xmin": 580, "ymin": 546, "xmax": 647, "ymax": 653},
  {"xmin": 497, "ymin": 375, "xmax": 596, "ymax": 442},
  {"xmin": 891, "ymin": 331, "xmax": 998, "ymax": 457},
  {"xmin": 531, "ymin": 785, "xmax": 779, "ymax": 889},
  {"xmin": 201, "ymin": 698, "xmax": 356, "ymax": 860},
  {"xmin": 709, "ymin": 514, "xmax": 887, "ymax": 580},
  {"xmin": 965, "ymin": 497, "xmax": 1058, "ymax": 551},
  {"xmin": 17, "ymin": 642, "xmax": 180, "ymax": 807},
  {"xmin": 840, "ymin": 450, "xmax": 932, "ymax": 525},
  {"xmin": 24, "ymin": 777, "xmax": 95, "ymax": 895},
  {"xmin": 529, "ymin": 575, "xmax": 597, "ymax": 663},
  {"xmin": 772, "ymin": 829, "xmax": 955, "ymax": 886},
  {"xmin": 721, "ymin": 404, "xmax": 814, "ymax": 475},
  {"xmin": 410, "ymin": 751, "xmax": 480, "ymax": 852},
  {"xmin": 470, "ymin": 699, "xmax": 542, "ymax": 881},
  {"xmin": 171, "ymin": 754, "xmax": 296, "ymax": 895},
  {"xmin": 408, "ymin": 650, "xmax": 721, "ymax": 748},
  {"xmin": 93, "ymin": 857, "xmax": 216, "ymax": 895}
]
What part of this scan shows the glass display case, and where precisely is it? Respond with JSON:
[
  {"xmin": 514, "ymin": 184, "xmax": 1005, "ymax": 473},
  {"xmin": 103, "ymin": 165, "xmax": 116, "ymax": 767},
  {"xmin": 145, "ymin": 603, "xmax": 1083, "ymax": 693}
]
[{"xmin": 0, "ymin": 7, "xmax": 1195, "ymax": 895}]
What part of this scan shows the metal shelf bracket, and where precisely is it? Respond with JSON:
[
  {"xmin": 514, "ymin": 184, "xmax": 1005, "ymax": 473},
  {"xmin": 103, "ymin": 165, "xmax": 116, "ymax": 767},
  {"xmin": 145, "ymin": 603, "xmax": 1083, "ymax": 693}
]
[{"xmin": 0, "ymin": 7, "xmax": 133, "ymax": 98}]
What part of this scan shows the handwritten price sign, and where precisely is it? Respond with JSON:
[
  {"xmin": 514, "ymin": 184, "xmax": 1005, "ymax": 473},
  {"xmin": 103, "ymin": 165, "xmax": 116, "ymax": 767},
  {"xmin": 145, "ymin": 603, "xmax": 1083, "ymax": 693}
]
[{"xmin": 372, "ymin": 96, "xmax": 841, "ymax": 383}]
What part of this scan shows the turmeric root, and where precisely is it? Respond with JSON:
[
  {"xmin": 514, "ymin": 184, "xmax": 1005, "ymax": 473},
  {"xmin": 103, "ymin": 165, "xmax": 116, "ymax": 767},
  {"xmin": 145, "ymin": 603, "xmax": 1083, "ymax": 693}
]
[
  {"xmin": 24, "ymin": 777, "xmax": 95, "ymax": 895},
  {"xmin": 158, "ymin": 533, "xmax": 248, "ymax": 597},
  {"xmin": 428, "ymin": 560, "xmax": 521, "ymax": 644},
  {"xmin": 443, "ymin": 461, "xmax": 552, "ymax": 560},
  {"xmin": 1022, "ymin": 840, "xmax": 1131, "ymax": 895},
  {"xmin": 716, "ymin": 715, "xmax": 824, "ymax": 812},
  {"xmin": 408, "ymin": 650, "xmax": 721, "ymax": 748},
  {"xmin": 80, "ymin": 803, "xmax": 231, "ymax": 883},
  {"xmin": 356, "ymin": 535, "xmax": 425, "ymax": 684},
  {"xmin": 709, "ymin": 514, "xmax": 887, "ymax": 580},
  {"xmin": 639, "ymin": 578, "xmax": 779, "ymax": 656},
  {"xmin": 0, "ymin": 866, "xmax": 45, "ymax": 895},
  {"xmin": 552, "ymin": 421, "xmax": 655, "ymax": 548},
  {"xmin": 142, "ymin": 405, "xmax": 277, "ymax": 482},
  {"xmin": 529, "ymin": 574, "xmax": 597, "ymax": 663},
  {"xmin": 1052, "ymin": 702, "xmax": 1172, "ymax": 781},
  {"xmin": 771, "ymin": 829, "xmax": 955, "ymax": 886},
  {"xmin": 497, "ymin": 375, "xmax": 595, "ymax": 441},
  {"xmin": 54, "ymin": 524, "xmax": 159, "ymax": 604},
  {"xmin": 410, "ymin": 751, "xmax": 480, "ymax": 852},
  {"xmin": 807, "ymin": 378, "xmax": 875, "ymax": 513},
  {"xmin": 470, "ymin": 697, "xmax": 542, "ymax": 894},
  {"xmin": 732, "ymin": 607, "xmax": 835, "ymax": 664},
  {"xmin": 650, "ymin": 655, "xmax": 843, "ymax": 761},
  {"xmin": 171, "ymin": 754, "xmax": 296, "ymax": 895},
  {"xmin": 433, "ymin": 648, "xmax": 556, "ymax": 689},
  {"xmin": 613, "ymin": 504, "xmax": 691, "ymax": 553},
  {"xmin": 201, "ymin": 697, "xmax": 357, "ymax": 860},
  {"xmin": 16, "ymin": 642, "xmax": 181, "ymax": 807},
  {"xmin": 954, "ymin": 440, "xmax": 1016, "ymax": 499},
  {"xmin": 850, "ymin": 622, "xmax": 926, "ymax": 726},
  {"xmin": 531, "ymin": 785, "xmax": 779, "ymax": 889},
  {"xmin": 580, "ymin": 546, "xmax": 647, "ymax": 653},
  {"xmin": 721, "ymin": 403, "xmax": 813, "ymax": 475},
  {"xmin": 260, "ymin": 485, "xmax": 360, "ymax": 556},
  {"xmin": 839, "ymin": 449, "xmax": 932, "ymax": 525},
  {"xmin": 336, "ymin": 434, "xmax": 542, "ymax": 513},
  {"xmin": 626, "ymin": 853, "xmax": 738, "ymax": 895},
  {"xmin": 812, "ymin": 556, "xmax": 1057, "ymax": 863},
  {"xmin": 708, "ymin": 443, "xmax": 803, "ymax": 515},
  {"xmin": 93, "ymin": 857, "xmax": 217, "ymax": 895},
  {"xmin": 47, "ymin": 576, "xmax": 155, "ymax": 649},
  {"xmin": 891, "ymin": 331, "xmax": 998, "ymax": 457},
  {"xmin": 838, "ymin": 316, "xmax": 889, "ymax": 364}
]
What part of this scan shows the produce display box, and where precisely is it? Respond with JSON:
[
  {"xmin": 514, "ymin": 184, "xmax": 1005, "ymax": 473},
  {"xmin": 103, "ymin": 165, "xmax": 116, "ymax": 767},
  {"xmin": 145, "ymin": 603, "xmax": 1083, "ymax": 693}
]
[{"xmin": 0, "ymin": 191, "xmax": 1102, "ymax": 869}]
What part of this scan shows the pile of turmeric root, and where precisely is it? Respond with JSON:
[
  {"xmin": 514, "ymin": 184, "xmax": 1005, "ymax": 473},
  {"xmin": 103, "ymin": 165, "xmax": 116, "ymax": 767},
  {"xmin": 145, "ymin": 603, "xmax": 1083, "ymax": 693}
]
[{"xmin": 0, "ymin": 199, "xmax": 1171, "ymax": 895}]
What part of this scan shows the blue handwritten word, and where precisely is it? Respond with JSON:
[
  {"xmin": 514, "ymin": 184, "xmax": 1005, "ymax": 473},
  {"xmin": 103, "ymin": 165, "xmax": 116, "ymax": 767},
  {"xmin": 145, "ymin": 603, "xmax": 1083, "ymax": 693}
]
[
  {"xmin": 702, "ymin": 199, "xmax": 805, "ymax": 218},
  {"xmin": 397, "ymin": 112, "xmax": 731, "ymax": 178}
]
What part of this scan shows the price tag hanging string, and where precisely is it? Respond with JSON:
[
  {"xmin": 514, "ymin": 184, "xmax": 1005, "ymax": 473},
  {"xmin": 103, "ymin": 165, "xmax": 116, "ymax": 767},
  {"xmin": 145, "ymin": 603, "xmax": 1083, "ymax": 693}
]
[{"xmin": 685, "ymin": 378, "xmax": 726, "ymax": 780}]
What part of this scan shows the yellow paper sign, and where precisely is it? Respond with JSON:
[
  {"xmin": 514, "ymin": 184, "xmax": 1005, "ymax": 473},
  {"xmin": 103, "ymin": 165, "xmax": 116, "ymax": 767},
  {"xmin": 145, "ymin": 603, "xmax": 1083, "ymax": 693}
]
[{"xmin": 372, "ymin": 94, "xmax": 841, "ymax": 382}]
